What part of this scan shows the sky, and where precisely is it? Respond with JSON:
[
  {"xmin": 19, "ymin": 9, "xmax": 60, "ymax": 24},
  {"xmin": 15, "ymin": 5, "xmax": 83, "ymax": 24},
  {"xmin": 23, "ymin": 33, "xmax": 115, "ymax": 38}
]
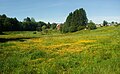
[{"xmin": 0, "ymin": 0, "xmax": 120, "ymax": 24}]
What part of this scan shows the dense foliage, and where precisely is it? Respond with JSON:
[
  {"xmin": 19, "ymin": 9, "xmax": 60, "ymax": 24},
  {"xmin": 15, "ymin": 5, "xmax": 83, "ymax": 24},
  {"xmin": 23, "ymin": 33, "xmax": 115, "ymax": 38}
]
[
  {"xmin": 87, "ymin": 20, "xmax": 97, "ymax": 30},
  {"xmin": 61, "ymin": 8, "xmax": 88, "ymax": 33},
  {"xmin": 103, "ymin": 20, "xmax": 108, "ymax": 26},
  {"xmin": 0, "ymin": 14, "xmax": 57, "ymax": 33},
  {"xmin": 0, "ymin": 9, "xmax": 120, "ymax": 34}
]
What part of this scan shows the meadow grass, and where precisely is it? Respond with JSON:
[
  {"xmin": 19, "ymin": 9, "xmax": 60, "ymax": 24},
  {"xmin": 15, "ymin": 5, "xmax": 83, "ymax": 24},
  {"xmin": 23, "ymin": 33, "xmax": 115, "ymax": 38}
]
[{"xmin": 0, "ymin": 26, "xmax": 120, "ymax": 74}]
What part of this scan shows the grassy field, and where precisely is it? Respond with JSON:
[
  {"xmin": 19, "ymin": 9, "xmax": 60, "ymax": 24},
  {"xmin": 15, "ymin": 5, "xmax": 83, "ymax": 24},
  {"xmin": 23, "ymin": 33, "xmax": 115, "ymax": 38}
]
[{"xmin": 0, "ymin": 26, "xmax": 120, "ymax": 74}]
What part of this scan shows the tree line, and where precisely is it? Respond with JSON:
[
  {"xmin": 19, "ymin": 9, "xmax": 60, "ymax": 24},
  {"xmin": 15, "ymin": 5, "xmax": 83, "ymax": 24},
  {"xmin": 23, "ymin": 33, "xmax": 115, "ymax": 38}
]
[
  {"xmin": 1, "ymin": 8, "xmax": 120, "ymax": 34},
  {"xmin": 0, "ymin": 14, "xmax": 57, "ymax": 34},
  {"xmin": 0, "ymin": 8, "xmax": 97, "ymax": 34}
]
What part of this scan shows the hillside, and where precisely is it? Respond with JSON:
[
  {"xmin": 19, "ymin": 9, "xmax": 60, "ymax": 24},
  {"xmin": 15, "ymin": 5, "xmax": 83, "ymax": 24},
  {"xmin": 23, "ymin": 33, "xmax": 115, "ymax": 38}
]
[{"xmin": 0, "ymin": 26, "xmax": 120, "ymax": 74}]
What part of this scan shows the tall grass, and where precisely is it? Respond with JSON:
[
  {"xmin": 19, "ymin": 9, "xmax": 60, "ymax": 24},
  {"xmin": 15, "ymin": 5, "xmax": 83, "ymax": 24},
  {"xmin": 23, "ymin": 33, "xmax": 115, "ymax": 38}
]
[{"xmin": 0, "ymin": 26, "xmax": 120, "ymax": 74}]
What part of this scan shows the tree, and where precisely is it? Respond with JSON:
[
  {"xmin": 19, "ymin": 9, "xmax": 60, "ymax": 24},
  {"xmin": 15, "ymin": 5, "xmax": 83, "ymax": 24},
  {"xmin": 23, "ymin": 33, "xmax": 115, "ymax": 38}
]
[
  {"xmin": 0, "ymin": 14, "xmax": 7, "ymax": 32},
  {"xmin": 36, "ymin": 27, "xmax": 42, "ymax": 32},
  {"xmin": 103, "ymin": 20, "xmax": 108, "ymax": 26},
  {"xmin": 51, "ymin": 23, "xmax": 57, "ymax": 29},
  {"xmin": 11, "ymin": 18, "xmax": 20, "ymax": 31},
  {"xmin": 65, "ymin": 12, "xmax": 73, "ymax": 27},
  {"xmin": 22, "ymin": 17, "xmax": 38, "ymax": 31},
  {"xmin": 47, "ymin": 22, "xmax": 51, "ymax": 29},
  {"xmin": 3, "ymin": 18, "xmax": 12, "ymax": 31},
  {"xmin": 38, "ymin": 21, "xmax": 47, "ymax": 27},
  {"xmin": 0, "ymin": 15, "xmax": 3, "ymax": 34},
  {"xmin": 0, "ymin": 14, "xmax": 22, "ymax": 31},
  {"xmin": 31, "ymin": 17, "xmax": 36, "ymax": 22},
  {"xmin": 111, "ymin": 21, "xmax": 114, "ymax": 24},
  {"xmin": 0, "ymin": 19, "xmax": 3, "ymax": 34},
  {"xmin": 24, "ymin": 17, "xmax": 31, "ymax": 22},
  {"xmin": 42, "ymin": 25, "xmax": 48, "ymax": 34},
  {"xmin": 61, "ymin": 24, "xmax": 69, "ymax": 33},
  {"xmin": 87, "ymin": 20, "xmax": 96, "ymax": 30},
  {"xmin": 61, "ymin": 8, "xmax": 88, "ymax": 33}
]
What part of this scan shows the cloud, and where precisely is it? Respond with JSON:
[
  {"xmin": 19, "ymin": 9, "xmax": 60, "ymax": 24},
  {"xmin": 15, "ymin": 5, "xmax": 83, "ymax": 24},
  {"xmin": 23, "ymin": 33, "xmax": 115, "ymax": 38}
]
[{"xmin": 89, "ymin": 16, "xmax": 120, "ymax": 24}]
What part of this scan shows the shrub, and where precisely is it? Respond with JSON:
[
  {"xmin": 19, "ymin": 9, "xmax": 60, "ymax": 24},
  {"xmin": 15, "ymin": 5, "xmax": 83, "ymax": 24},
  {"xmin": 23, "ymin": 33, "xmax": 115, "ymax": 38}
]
[
  {"xmin": 42, "ymin": 25, "xmax": 48, "ymax": 34},
  {"xmin": 77, "ymin": 26, "xmax": 86, "ymax": 31},
  {"xmin": 33, "ymin": 31, "xmax": 37, "ymax": 34},
  {"xmin": 87, "ymin": 22, "xmax": 96, "ymax": 30},
  {"xmin": 114, "ymin": 24, "xmax": 120, "ymax": 27},
  {"xmin": 36, "ymin": 27, "xmax": 42, "ymax": 32}
]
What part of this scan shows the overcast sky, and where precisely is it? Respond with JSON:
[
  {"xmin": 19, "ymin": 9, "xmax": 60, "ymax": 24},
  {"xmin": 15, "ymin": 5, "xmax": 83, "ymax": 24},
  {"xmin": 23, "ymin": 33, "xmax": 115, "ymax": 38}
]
[{"xmin": 0, "ymin": 0, "xmax": 120, "ymax": 24}]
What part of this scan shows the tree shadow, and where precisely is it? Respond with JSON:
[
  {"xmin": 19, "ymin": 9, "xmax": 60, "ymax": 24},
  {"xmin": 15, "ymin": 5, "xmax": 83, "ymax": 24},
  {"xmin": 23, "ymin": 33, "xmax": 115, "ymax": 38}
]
[{"xmin": 0, "ymin": 37, "xmax": 31, "ymax": 43}]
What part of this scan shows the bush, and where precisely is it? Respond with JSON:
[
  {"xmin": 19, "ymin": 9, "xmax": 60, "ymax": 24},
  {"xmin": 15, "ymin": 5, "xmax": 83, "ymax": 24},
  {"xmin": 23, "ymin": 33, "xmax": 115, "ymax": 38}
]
[
  {"xmin": 36, "ymin": 27, "xmax": 42, "ymax": 32},
  {"xmin": 42, "ymin": 25, "xmax": 48, "ymax": 34},
  {"xmin": 77, "ymin": 26, "xmax": 86, "ymax": 31},
  {"xmin": 87, "ymin": 22, "xmax": 96, "ymax": 30},
  {"xmin": 33, "ymin": 31, "xmax": 37, "ymax": 34},
  {"xmin": 114, "ymin": 24, "xmax": 120, "ymax": 27}
]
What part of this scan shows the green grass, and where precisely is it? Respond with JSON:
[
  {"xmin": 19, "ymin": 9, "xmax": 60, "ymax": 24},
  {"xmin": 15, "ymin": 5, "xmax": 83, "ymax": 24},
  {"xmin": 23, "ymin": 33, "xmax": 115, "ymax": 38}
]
[{"xmin": 0, "ymin": 26, "xmax": 120, "ymax": 74}]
